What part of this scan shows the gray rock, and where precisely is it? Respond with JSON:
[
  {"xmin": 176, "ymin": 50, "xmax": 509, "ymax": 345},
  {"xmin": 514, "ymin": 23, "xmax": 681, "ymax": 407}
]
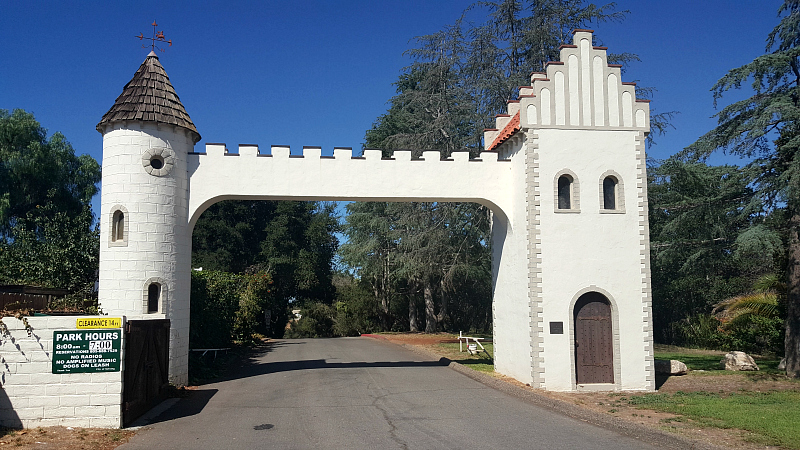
[
  {"xmin": 654, "ymin": 359, "xmax": 688, "ymax": 375},
  {"xmin": 778, "ymin": 357, "xmax": 786, "ymax": 370},
  {"xmin": 721, "ymin": 351, "xmax": 759, "ymax": 371}
]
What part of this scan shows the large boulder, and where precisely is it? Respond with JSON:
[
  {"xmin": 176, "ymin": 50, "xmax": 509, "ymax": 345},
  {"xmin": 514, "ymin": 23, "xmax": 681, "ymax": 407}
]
[
  {"xmin": 654, "ymin": 359, "xmax": 688, "ymax": 375},
  {"xmin": 721, "ymin": 351, "xmax": 759, "ymax": 371}
]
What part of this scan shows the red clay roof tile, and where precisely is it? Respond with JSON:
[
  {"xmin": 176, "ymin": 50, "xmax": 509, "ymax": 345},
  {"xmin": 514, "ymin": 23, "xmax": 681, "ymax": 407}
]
[{"xmin": 487, "ymin": 112, "xmax": 520, "ymax": 151}]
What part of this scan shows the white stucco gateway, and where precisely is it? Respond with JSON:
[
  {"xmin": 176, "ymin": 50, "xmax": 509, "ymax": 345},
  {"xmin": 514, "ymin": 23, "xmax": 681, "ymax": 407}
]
[{"xmin": 97, "ymin": 29, "xmax": 654, "ymax": 391}]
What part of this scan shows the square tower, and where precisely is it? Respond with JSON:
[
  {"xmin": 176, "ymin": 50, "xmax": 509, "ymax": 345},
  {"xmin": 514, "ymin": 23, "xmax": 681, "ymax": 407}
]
[{"xmin": 486, "ymin": 30, "xmax": 654, "ymax": 391}]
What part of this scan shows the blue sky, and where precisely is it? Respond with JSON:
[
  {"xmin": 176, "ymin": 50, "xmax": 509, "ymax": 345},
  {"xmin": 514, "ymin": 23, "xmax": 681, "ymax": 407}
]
[{"xmin": 0, "ymin": 1, "xmax": 782, "ymax": 215}]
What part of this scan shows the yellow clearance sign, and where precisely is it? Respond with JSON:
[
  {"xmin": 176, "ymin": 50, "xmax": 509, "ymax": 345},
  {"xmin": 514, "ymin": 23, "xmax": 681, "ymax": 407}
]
[{"xmin": 76, "ymin": 317, "xmax": 122, "ymax": 329}]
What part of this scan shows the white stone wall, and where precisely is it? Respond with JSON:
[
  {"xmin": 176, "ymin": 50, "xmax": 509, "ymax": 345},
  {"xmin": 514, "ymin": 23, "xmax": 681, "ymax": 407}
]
[
  {"xmin": 491, "ymin": 136, "xmax": 536, "ymax": 384},
  {"xmin": 0, "ymin": 316, "xmax": 122, "ymax": 428},
  {"xmin": 534, "ymin": 128, "xmax": 650, "ymax": 391},
  {"xmin": 187, "ymin": 146, "xmax": 513, "ymax": 226},
  {"xmin": 487, "ymin": 28, "xmax": 654, "ymax": 391},
  {"xmin": 98, "ymin": 123, "xmax": 194, "ymax": 385}
]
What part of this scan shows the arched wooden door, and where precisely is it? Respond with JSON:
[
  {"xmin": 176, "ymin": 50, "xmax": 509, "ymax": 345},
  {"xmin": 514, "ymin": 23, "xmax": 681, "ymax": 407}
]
[{"xmin": 574, "ymin": 292, "xmax": 614, "ymax": 384}]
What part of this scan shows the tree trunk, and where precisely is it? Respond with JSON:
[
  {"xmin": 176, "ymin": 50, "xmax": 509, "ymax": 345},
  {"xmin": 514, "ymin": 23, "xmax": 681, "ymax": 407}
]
[
  {"xmin": 380, "ymin": 254, "xmax": 391, "ymax": 330},
  {"xmin": 786, "ymin": 213, "xmax": 800, "ymax": 377},
  {"xmin": 437, "ymin": 278, "xmax": 448, "ymax": 331},
  {"xmin": 408, "ymin": 286, "xmax": 419, "ymax": 332},
  {"xmin": 424, "ymin": 279, "xmax": 437, "ymax": 333}
]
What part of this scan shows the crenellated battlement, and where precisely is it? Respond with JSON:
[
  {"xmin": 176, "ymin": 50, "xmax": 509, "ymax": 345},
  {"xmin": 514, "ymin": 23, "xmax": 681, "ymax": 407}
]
[
  {"xmin": 186, "ymin": 142, "xmax": 514, "ymax": 230},
  {"xmin": 192, "ymin": 143, "xmax": 503, "ymax": 163}
]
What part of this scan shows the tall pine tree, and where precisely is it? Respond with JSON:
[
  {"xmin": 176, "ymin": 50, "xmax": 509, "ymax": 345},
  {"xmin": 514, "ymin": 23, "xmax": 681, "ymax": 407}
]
[{"xmin": 686, "ymin": 0, "xmax": 800, "ymax": 376}]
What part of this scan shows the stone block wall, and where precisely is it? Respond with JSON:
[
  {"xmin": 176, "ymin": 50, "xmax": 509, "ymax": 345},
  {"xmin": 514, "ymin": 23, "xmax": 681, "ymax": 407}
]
[{"xmin": 0, "ymin": 316, "xmax": 122, "ymax": 428}]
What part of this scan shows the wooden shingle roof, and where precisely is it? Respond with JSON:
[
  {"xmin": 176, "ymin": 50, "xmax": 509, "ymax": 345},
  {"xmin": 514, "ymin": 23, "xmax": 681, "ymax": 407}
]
[{"xmin": 97, "ymin": 51, "xmax": 200, "ymax": 142}]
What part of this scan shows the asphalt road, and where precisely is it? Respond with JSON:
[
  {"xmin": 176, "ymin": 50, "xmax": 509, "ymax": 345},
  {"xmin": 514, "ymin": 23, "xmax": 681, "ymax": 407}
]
[{"xmin": 119, "ymin": 337, "xmax": 660, "ymax": 450}]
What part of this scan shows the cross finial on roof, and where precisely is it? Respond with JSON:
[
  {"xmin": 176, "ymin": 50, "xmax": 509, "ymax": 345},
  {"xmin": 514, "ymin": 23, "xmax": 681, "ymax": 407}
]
[{"xmin": 136, "ymin": 20, "xmax": 172, "ymax": 54}]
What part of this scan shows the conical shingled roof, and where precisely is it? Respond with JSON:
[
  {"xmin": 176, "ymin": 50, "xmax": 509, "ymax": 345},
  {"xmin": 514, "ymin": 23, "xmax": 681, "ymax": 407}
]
[{"xmin": 97, "ymin": 52, "xmax": 200, "ymax": 142}]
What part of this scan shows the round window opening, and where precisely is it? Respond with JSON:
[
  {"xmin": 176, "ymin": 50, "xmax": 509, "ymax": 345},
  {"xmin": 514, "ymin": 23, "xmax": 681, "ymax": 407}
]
[
  {"xmin": 150, "ymin": 155, "xmax": 165, "ymax": 170},
  {"xmin": 142, "ymin": 148, "xmax": 174, "ymax": 177}
]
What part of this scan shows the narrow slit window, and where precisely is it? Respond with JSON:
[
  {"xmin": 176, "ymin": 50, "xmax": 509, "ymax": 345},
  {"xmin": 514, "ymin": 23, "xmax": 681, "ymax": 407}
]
[
  {"xmin": 147, "ymin": 283, "xmax": 161, "ymax": 313},
  {"xmin": 603, "ymin": 176, "xmax": 617, "ymax": 210},
  {"xmin": 558, "ymin": 175, "xmax": 572, "ymax": 209},
  {"xmin": 112, "ymin": 210, "xmax": 125, "ymax": 242}
]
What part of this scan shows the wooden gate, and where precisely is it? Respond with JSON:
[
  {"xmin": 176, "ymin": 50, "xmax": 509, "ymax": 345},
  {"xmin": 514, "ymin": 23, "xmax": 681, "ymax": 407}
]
[
  {"xmin": 123, "ymin": 319, "xmax": 170, "ymax": 427},
  {"xmin": 574, "ymin": 292, "xmax": 614, "ymax": 384}
]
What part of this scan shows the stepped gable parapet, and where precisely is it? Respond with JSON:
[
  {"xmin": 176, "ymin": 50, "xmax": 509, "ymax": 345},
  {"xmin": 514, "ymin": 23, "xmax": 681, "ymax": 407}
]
[{"xmin": 486, "ymin": 29, "xmax": 651, "ymax": 152}]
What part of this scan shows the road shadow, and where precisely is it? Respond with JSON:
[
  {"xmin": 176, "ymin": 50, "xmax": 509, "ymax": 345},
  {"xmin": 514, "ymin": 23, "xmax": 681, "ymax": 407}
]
[
  {"xmin": 206, "ymin": 338, "xmax": 449, "ymax": 383},
  {"xmin": 144, "ymin": 339, "xmax": 449, "ymax": 423},
  {"xmin": 137, "ymin": 389, "xmax": 218, "ymax": 426},
  {"xmin": 190, "ymin": 339, "xmax": 302, "ymax": 384},
  {"xmin": 216, "ymin": 357, "xmax": 452, "ymax": 383}
]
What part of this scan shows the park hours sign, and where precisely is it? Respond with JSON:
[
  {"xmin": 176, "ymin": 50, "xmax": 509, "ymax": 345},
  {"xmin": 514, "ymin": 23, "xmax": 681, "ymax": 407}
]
[{"xmin": 52, "ymin": 321, "xmax": 122, "ymax": 374}]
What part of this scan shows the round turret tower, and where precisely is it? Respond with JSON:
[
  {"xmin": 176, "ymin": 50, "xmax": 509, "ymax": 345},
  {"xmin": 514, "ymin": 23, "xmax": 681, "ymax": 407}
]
[{"xmin": 96, "ymin": 51, "xmax": 200, "ymax": 385}]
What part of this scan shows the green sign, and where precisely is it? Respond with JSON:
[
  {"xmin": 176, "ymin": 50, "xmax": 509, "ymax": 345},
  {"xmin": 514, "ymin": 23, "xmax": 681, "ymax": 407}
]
[{"xmin": 52, "ymin": 330, "xmax": 122, "ymax": 374}]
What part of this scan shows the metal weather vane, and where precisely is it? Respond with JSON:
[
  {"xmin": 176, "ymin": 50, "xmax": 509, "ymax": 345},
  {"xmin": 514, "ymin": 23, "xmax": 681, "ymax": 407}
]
[{"xmin": 136, "ymin": 21, "xmax": 172, "ymax": 53}]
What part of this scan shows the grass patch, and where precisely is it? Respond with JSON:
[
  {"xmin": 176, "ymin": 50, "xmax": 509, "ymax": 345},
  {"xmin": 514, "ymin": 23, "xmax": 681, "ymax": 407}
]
[
  {"xmin": 654, "ymin": 348, "xmax": 785, "ymax": 374},
  {"xmin": 437, "ymin": 342, "xmax": 495, "ymax": 374},
  {"xmin": 628, "ymin": 391, "xmax": 800, "ymax": 448}
]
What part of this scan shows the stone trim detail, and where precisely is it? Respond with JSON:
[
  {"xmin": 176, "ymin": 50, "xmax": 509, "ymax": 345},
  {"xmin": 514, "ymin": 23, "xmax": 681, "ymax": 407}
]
[
  {"xmin": 598, "ymin": 169, "xmax": 626, "ymax": 214},
  {"xmin": 108, "ymin": 204, "xmax": 128, "ymax": 247},
  {"xmin": 567, "ymin": 286, "xmax": 622, "ymax": 391},
  {"xmin": 526, "ymin": 130, "xmax": 546, "ymax": 388},
  {"xmin": 142, "ymin": 147, "xmax": 175, "ymax": 177},
  {"xmin": 635, "ymin": 131, "xmax": 656, "ymax": 390},
  {"xmin": 142, "ymin": 277, "xmax": 167, "ymax": 314},
  {"xmin": 553, "ymin": 169, "xmax": 580, "ymax": 213}
]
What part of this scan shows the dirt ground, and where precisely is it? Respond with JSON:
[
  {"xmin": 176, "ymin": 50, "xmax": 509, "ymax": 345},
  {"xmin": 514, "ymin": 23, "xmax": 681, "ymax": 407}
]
[
  {"xmin": 0, "ymin": 427, "xmax": 135, "ymax": 449},
  {"xmin": 377, "ymin": 332, "xmax": 798, "ymax": 450}
]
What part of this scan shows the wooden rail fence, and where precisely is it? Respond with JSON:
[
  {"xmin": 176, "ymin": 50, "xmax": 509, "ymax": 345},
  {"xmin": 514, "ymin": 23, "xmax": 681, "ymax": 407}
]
[{"xmin": 0, "ymin": 292, "xmax": 50, "ymax": 310}]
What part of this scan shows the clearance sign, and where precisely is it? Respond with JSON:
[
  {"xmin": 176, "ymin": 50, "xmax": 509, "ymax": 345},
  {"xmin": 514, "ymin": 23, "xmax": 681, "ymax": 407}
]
[{"xmin": 76, "ymin": 317, "xmax": 122, "ymax": 329}]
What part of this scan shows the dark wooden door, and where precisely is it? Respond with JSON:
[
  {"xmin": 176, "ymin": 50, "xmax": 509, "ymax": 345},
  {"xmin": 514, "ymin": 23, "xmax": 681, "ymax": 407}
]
[
  {"xmin": 123, "ymin": 319, "xmax": 170, "ymax": 427},
  {"xmin": 574, "ymin": 293, "xmax": 614, "ymax": 384}
]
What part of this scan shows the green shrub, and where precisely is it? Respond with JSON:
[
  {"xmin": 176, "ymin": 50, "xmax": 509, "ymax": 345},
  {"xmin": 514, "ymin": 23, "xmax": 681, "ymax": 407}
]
[
  {"xmin": 725, "ymin": 314, "xmax": 784, "ymax": 355},
  {"xmin": 190, "ymin": 270, "xmax": 243, "ymax": 349},
  {"xmin": 671, "ymin": 313, "xmax": 784, "ymax": 355},
  {"xmin": 235, "ymin": 271, "xmax": 276, "ymax": 343},
  {"xmin": 333, "ymin": 279, "xmax": 378, "ymax": 336},
  {"xmin": 671, "ymin": 314, "xmax": 728, "ymax": 350},
  {"xmin": 285, "ymin": 302, "xmax": 337, "ymax": 338},
  {"xmin": 190, "ymin": 270, "xmax": 278, "ymax": 348}
]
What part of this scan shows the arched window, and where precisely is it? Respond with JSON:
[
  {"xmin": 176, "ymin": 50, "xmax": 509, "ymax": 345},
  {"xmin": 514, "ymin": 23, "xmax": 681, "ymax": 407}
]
[
  {"xmin": 147, "ymin": 283, "xmax": 161, "ymax": 313},
  {"xmin": 603, "ymin": 176, "xmax": 617, "ymax": 210},
  {"xmin": 112, "ymin": 210, "xmax": 125, "ymax": 242},
  {"xmin": 109, "ymin": 205, "xmax": 128, "ymax": 247},
  {"xmin": 558, "ymin": 175, "xmax": 573, "ymax": 210},
  {"xmin": 598, "ymin": 171, "xmax": 625, "ymax": 213},
  {"xmin": 554, "ymin": 170, "xmax": 580, "ymax": 212}
]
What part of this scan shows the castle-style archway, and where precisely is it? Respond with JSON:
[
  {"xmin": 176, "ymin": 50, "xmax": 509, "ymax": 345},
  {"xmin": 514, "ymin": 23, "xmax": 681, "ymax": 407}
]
[{"xmin": 97, "ymin": 30, "xmax": 655, "ymax": 391}]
